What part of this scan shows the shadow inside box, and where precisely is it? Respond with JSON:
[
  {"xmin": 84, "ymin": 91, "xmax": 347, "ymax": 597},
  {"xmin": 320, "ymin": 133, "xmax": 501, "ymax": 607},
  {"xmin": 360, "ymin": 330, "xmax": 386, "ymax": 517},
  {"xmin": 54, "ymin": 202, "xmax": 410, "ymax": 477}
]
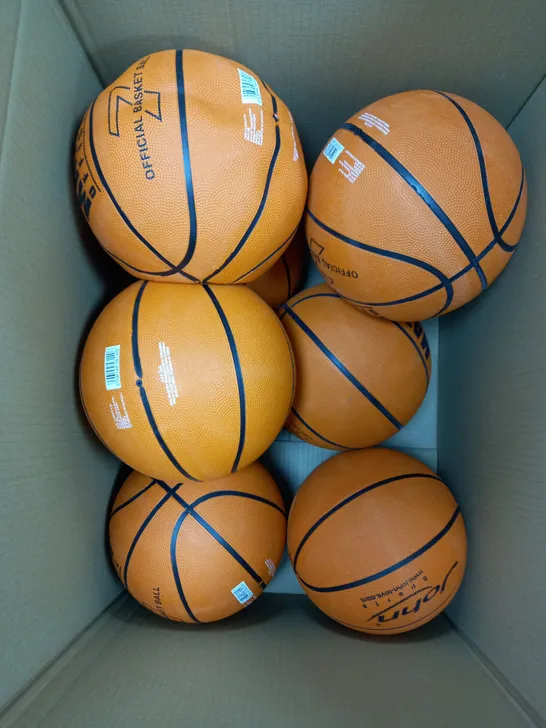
[
  {"xmin": 123, "ymin": 593, "xmax": 301, "ymax": 632},
  {"xmin": 123, "ymin": 593, "xmax": 454, "ymax": 645},
  {"xmin": 300, "ymin": 597, "xmax": 454, "ymax": 644}
]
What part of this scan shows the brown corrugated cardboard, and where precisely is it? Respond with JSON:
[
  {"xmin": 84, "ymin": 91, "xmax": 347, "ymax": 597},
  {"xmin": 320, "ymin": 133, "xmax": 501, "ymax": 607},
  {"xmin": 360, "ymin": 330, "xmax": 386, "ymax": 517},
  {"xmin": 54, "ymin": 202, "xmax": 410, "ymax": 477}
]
[
  {"xmin": 440, "ymin": 75, "xmax": 546, "ymax": 719},
  {"xmin": 0, "ymin": 0, "xmax": 122, "ymax": 708},
  {"xmin": 62, "ymin": 0, "xmax": 546, "ymax": 160},
  {"xmin": 1, "ymin": 596, "xmax": 535, "ymax": 728},
  {"xmin": 1, "ymin": 0, "xmax": 546, "ymax": 724}
]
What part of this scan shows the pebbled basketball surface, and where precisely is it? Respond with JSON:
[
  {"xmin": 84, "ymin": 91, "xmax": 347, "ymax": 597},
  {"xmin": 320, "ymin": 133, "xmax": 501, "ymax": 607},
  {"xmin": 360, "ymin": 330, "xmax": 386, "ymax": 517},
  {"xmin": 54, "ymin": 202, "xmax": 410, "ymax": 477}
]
[
  {"xmin": 307, "ymin": 90, "xmax": 527, "ymax": 321},
  {"xmin": 80, "ymin": 282, "xmax": 295, "ymax": 482},
  {"xmin": 246, "ymin": 228, "xmax": 306, "ymax": 309},
  {"xmin": 280, "ymin": 283, "xmax": 431, "ymax": 449},
  {"xmin": 74, "ymin": 49, "xmax": 307, "ymax": 283},
  {"xmin": 288, "ymin": 448, "xmax": 466, "ymax": 634},
  {"xmin": 110, "ymin": 464, "xmax": 286, "ymax": 623}
]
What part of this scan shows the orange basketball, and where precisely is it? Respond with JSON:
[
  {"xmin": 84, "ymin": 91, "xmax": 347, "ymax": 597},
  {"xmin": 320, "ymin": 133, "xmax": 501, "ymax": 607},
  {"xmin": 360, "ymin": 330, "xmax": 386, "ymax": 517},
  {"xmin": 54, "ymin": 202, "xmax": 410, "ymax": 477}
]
[
  {"xmin": 288, "ymin": 449, "xmax": 466, "ymax": 634},
  {"xmin": 246, "ymin": 229, "xmax": 305, "ymax": 308},
  {"xmin": 110, "ymin": 463, "xmax": 286, "ymax": 623},
  {"xmin": 307, "ymin": 90, "xmax": 527, "ymax": 320},
  {"xmin": 80, "ymin": 282, "xmax": 294, "ymax": 482},
  {"xmin": 280, "ymin": 284, "xmax": 430, "ymax": 449},
  {"xmin": 74, "ymin": 49, "xmax": 307, "ymax": 283}
]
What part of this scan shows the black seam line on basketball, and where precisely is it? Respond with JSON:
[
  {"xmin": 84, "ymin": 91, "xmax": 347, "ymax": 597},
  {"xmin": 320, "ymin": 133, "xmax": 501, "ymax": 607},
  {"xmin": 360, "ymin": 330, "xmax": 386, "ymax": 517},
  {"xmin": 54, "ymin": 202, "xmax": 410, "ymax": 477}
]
[
  {"xmin": 122, "ymin": 484, "xmax": 182, "ymax": 588},
  {"xmin": 290, "ymin": 407, "xmax": 359, "ymax": 450},
  {"xmin": 203, "ymin": 285, "xmax": 246, "ymax": 473},
  {"xmin": 189, "ymin": 490, "xmax": 286, "ymax": 516},
  {"xmin": 107, "ymin": 248, "xmax": 199, "ymax": 282},
  {"xmin": 367, "ymin": 585, "xmax": 438, "ymax": 621},
  {"xmin": 332, "ymin": 585, "xmax": 438, "ymax": 628},
  {"xmin": 167, "ymin": 49, "xmax": 198, "ymax": 274},
  {"xmin": 496, "ymin": 167, "xmax": 525, "ymax": 251},
  {"xmin": 231, "ymin": 224, "xmax": 298, "ymax": 284},
  {"xmin": 131, "ymin": 282, "xmax": 147, "ymax": 378},
  {"xmin": 336, "ymin": 565, "xmax": 459, "ymax": 630},
  {"xmin": 367, "ymin": 561, "xmax": 459, "ymax": 622},
  {"xmin": 190, "ymin": 508, "xmax": 267, "ymax": 588},
  {"xmin": 306, "ymin": 208, "xmax": 454, "ymax": 314},
  {"xmin": 298, "ymin": 506, "xmax": 461, "ymax": 594},
  {"xmin": 170, "ymin": 510, "xmax": 201, "ymax": 623},
  {"xmin": 281, "ymin": 255, "xmax": 292, "ymax": 298},
  {"xmin": 365, "ymin": 589, "xmax": 459, "ymax": 631},
  {"xmin": 391, "ymin": 322, "xmax": 430, "ymax": 386},
  {"xmin": 292, "ymin": 473, "xmax": 441, "ymax": 570},
  {"xmin": 88, "ymin": 99, "xmax": 177, "ymax": 271},
  {"xmin": 336, "ymin": 590, "xmax": 456, "ymax": 632},
  {"xmin": 203, "ymin": 88, "xmax": 282, "ymax": 283},
  {"xmin": 277, "ymin": 316, "xmax": 296, "ymax": 404},
  {"xmin": 110, "ymin": 479, "xmax": 157, "ymax": 518},
  {"xmin": 87, "ymin": 95, "xmax": 195, "ymax": 282},
  {"xmin": 282, "ymin": 305, "xmax": 403, "ymax": 431},
  {"xmin": 156, "ymin": 482, "xmax": 267, "ymax": 588},
  {"xmin": 289, "ymin": 291, "xmax": 340, "ymax": 309},
  {"xmin": 81, "ymin": 109, "xmax": 101, "ymax": 192},
  {"xmin": 260, "ymin": 77, "xmax": 274, "ymax": 95},
  {"xmin": 337, "ymin": 178, "xmax": 524, "ymax": 309},
  {"xmin": 341, "ymin": 122, "xmax": 488, "ymax": 291},
  {"xmin": 434, "ymin": 91, "xmax": 522, "ymax": 254},
  {"xmin": 131, "ymin": 282, "xmax": 198, "ymax": 481},
  {"xmin": 154, "ymin": 480, "xmax": 283, "ymax": 519}
]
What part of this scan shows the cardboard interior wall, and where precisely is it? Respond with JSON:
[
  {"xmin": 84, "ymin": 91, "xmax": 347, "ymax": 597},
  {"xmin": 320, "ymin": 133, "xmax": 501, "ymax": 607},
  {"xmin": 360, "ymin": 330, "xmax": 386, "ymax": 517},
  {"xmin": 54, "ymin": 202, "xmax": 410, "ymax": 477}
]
[
  {"xmin": 0, "ymin": 0, "xmax": 121, "ymax": 711},
  {"xmin": 0, "ymin": 0, "xmax": 545, "ymax": 724},
  {"xmin": 439, "ymin": 78, "xmax": 546, "ymax": 721}
]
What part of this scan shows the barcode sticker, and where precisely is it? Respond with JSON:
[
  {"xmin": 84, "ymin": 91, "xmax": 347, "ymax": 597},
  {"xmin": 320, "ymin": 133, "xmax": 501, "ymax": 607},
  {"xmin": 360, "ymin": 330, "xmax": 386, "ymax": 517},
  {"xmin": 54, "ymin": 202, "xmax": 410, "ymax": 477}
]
[
  {"xmin": 323, "ymin": 137, "xmax": 344, "ymax": 164},
  {"xmin": 104, "ymin": 345, "xmax": 121, "ymax": 391},
  {"xmin": 238, "ymin": 69, "xmax": 262, "ymax": 106},
  {"xmin": 231, "ymin": 580, "xmax": 254, "ymax": 605}
]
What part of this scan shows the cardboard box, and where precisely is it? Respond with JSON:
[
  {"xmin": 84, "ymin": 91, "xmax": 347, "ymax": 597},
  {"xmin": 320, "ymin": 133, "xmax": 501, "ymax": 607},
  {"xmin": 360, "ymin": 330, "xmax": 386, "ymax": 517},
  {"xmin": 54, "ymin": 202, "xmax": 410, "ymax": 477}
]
[{"xmin": 0, "ymin": 0, "xmax": 545, "ymax": 725}]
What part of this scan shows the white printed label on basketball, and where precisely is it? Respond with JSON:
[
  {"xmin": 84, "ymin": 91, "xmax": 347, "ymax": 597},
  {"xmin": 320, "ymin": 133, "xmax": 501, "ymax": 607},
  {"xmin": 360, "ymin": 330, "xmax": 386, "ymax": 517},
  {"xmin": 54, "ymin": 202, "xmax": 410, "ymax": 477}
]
[
  {"xmin": 238, "ymin": 69, "xmax": 262, "ymax": 106},
  {"xmin": 358, "ymin": 112, "xmax": 390, "ymax": 135},
  {"xmin": 338, "ymin": 149, "xmax": 365, "ymax": 183},
  {"xmin": 243, "ymin": 108, "xmax": 264, "ymax": 145},
  {"xmin": 265, "ymin": 558, "xmax": 276, "ymax": 577},
  {"xmin": 104, "ymin": 345, "xmax": 121, "ymax": 390},
  {"xmin": 157, "ymin": 341, "xmax": 179, "ymax": 406},
  {"xmin": 109, "ymin": 393, "xmax": 132, "ymax": 430},
  {"xmin": 323, "ymin": 137, "xmax": 344, "ymax": 164},
  {"xmin": 289, "ymin": 112, "xmax": 299, "ymax": 162},
  {"xmin": 231, "ymin": 581, "xmax": 254, "ymax": 605}
]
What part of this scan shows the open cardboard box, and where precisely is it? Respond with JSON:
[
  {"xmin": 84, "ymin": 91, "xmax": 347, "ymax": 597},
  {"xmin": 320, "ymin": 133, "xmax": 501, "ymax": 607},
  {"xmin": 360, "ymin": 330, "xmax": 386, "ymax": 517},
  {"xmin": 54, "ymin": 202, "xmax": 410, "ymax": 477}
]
[{"xmin": 1, "ymin": 1, "xmax": 545, "ymax": 726}]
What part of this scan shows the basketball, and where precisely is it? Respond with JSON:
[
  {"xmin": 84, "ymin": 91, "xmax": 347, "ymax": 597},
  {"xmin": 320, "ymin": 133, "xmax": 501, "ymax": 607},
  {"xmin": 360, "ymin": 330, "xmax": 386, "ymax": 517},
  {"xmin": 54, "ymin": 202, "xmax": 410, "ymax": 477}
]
[
  {"xmin": 110, "ymin": 463, "xmax": 286, "ymax": 622},
  {"xmin": 246, "ymin": 229, "xmax": 305, "ymax": 308},
  {"xmin": 74, "ymin": 49, "xmax": 307, "ymax": 283},
  {"xmin": 288, "ymin": 448, "xmax": 466, "ymax": 634},
  {"xmin": 80, "ymin": 282, "xmax": 294, "ymax": 482},
  {"xmin": 280, "ymin": 284, "xmax": 430, "ymax": 449},
  {"xmin": 306, "ymin": 90, "xmax": 527, "ymax": 320}
]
